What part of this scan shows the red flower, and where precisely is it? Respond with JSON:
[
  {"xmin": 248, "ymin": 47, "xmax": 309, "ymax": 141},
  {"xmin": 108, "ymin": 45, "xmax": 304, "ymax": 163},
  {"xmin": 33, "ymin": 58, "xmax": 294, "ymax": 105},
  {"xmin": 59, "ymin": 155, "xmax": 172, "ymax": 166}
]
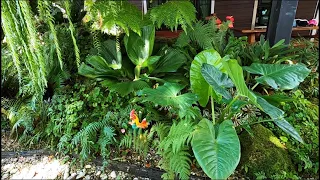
[{"xmin": 226, "ymin": 16, "xmax": 234, "ymax": 22}]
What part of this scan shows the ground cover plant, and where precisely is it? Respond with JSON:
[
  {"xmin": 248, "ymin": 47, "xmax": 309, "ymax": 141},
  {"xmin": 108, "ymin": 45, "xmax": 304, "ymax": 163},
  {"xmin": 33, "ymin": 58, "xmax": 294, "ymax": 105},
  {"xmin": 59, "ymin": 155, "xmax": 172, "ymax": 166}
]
[{"xmin": 1, "ymin": 0, "xmax": 319, "ymax": 179}]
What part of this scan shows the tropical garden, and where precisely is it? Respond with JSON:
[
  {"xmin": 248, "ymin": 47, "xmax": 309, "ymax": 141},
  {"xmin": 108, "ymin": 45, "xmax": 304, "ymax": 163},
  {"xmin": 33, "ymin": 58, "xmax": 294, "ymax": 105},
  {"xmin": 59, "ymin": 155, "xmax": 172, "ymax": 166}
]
[{"xmin": 1, "ymin": 0, "xmax": 319, "ymax": 179}]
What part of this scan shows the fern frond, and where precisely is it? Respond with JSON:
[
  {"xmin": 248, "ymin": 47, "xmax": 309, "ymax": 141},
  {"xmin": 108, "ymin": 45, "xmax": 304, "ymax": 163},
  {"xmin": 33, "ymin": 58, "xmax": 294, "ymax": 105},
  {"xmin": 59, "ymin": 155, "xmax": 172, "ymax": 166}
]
[
  {"xmin": 150, "ymin": 1, "xmax": 196, "ymax": 32},
  {"xmin": 120, "ymin": 134, "xmax": 132, "ymax": 149},
  {"xmin": 168, "ymin": 147, "xmax": 192, "ymax": 180},
  {"xmin": 175, "ymin": 21, "xmax": 214, "ymax": 49},
  {"xmin": 150, "ymin": 122, "xmax": 170, "ymax": 141},
  {"xmin": 160, "ymin": 118, "xmax": 194, "ymax": 154}
]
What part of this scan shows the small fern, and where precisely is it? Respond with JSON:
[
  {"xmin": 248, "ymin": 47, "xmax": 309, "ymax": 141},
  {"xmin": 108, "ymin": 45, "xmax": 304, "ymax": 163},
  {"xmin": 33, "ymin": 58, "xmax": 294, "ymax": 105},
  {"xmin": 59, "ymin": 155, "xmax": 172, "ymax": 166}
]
[{"xmin": 149, "ymin": 1, "xmax": 196, "ymax": 32}]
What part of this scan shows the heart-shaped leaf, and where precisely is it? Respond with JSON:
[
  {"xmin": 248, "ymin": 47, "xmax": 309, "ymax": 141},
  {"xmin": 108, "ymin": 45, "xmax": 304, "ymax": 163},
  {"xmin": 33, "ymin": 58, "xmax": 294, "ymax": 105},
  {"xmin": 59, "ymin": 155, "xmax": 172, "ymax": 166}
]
[
  {"xmin": 201, "ymin": 63, "xmax": 233, "ymax": 100},
  {"xmin": 190, "ymin": 49, "xmax": 224, "ymax": 107},
  {"xmin": 243, "ymin": 63, "xmax": 310, "ymax": 90},
  {"xmin": 192, "ymin": 119, "xmax": 240, "ymax": 179}
]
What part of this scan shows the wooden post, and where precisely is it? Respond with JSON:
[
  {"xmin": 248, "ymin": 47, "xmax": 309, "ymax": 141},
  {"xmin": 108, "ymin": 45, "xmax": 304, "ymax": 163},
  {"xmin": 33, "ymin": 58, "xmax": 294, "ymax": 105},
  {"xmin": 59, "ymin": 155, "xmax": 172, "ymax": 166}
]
[{"xmin": 266, "ymin": 0, "xmax": 299, "ymax": 46}]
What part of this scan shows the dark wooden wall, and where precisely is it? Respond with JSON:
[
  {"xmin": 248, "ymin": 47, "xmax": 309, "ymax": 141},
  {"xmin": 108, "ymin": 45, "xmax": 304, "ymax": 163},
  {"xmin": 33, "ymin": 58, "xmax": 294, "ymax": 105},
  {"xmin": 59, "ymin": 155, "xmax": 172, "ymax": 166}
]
[
  {"xmin": 128, "ymin": 0, "xmax": 143, "ymax": 11},
  {"xmin": 214, "ymin": 0, "xmax": 255, "ymax": 29}
]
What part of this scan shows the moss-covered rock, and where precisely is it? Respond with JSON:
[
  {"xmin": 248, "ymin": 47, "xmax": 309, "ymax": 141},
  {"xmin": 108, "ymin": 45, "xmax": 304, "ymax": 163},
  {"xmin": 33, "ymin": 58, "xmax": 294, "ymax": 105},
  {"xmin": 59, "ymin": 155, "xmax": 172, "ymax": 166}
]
[{"xmin": 238, "ymin": 124, "xmax": 296, "ymax": 178}]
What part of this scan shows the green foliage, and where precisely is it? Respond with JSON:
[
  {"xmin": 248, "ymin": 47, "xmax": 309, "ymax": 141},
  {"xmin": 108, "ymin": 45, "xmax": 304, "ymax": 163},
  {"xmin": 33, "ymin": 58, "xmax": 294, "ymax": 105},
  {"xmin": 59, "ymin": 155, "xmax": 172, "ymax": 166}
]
[
  {"xmin": 290, "ymin": 38, "xmax": 319, "ymax": 69},
  {"xmin": 137, "ymin": 82, "xmax": 198, "ymax": 118},
  {"xmin": 244, "ymin": 63, "xmax": 310, "ymax": 90},
  {"xmin": 175, "ymin": 20, "xmax": 248, "ymax": 59},
  {"xmin": 192, "ymin": 119, "xmax": 241, "ymax": 179},
  {"xmin": 265, "ymin": 90, "xmax": 319, "ymax": 176},
  {"xmin": 149, "ymin": 1, "xmax": 196, "ymax": 32},
  {"xmin": 83, "ymin": 0, "xmax": 145, "ymax": 36},
  {"xmin": 241, "ymin": 35, "xmax": 297, "ymax": 65}
]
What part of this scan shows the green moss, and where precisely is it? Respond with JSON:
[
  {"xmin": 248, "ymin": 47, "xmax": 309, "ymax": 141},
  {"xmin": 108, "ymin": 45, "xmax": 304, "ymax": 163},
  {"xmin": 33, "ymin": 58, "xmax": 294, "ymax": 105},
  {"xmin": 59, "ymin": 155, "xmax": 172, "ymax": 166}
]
[{"xmin": 238, "ymin": 124, "xmax": 296, "ymax": 178}]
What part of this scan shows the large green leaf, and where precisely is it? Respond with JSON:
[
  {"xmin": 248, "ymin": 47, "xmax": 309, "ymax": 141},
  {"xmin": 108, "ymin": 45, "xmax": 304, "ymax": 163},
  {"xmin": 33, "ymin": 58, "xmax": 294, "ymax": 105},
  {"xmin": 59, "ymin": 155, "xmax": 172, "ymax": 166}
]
[
  {"xmin": 78, "ymin": 56, "xmax": 121, "ymax": 80},
  {"xmin": 192, "ymin": 119, "xmax": 240, "ymax": 179},
  {"xmin": 243, "ymin": 63, "xmax": 310, "ymax": 90},
  {"xmin": 222, "ymin": 59, "xmax": 257, "ymax": 104},
  {"xmin": 101, "ymin": 79, "xmax": 150, "ymax": 96},
  {"xmin": 138, "ymin": 82, "xmax": 198, "ymax": 110},
  {"xmin": 90, "ymin": 40, "xmax": 122, "ymax": 69},
  {"xmin": 151, "ymin": 48, "xmax": 186, "ymax": 74},
  {"xmin": 124, "ymin": 25, "xmax": 155, "ymax": 66},
  {"xmin": 201, "ymin": 63, "xmax": 233, "ymax": 100},
  {"xmin": 190, "ymin": 49, "xmax": 224, "ymax": 107},
  {"xmin": 256, "ymin": 96, "xmax": 303, "ymax": 143}
]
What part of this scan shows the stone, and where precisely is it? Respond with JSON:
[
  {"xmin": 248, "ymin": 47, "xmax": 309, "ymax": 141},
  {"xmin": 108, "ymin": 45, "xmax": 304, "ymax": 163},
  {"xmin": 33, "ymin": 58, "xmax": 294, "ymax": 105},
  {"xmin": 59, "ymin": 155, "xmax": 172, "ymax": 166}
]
[
  {"xmin": 85, "ymin": 165, "xmax": 92, "ymax": 169},
  {"xmin": 133, "ymin": 178, "xmax": 139, "ymax": 180},
  {"xmin": 95, "ymin": 171, "xmax": 101, "ymax": 177},
  {"xmin": 85, "ymin": 175, "xmax": 91, "ymax": 180},
  {"xmin": 238, "ymin": 124, "xmax": 296, "ymax": 178},
  {"xmin": 1, "ymin": 173, "xmax": 9, "ymax": 179},
  {"xmin": 109, "ymin": 171, "xmax": 117, "ymax": 179},
  {"xmin": 76, "ymin": 171, "xmax": 86, "ymax": 179},
  {"xmin": 9, "ymin": 168, "xmax": 18, "ymax": 174},
  {"xmin": 67, "ymin": 173, "xmax": 77, "ymax": 180},
  {"xmin": 100, "ymin": 173, "xmax": 108, "ymax": 180},
  {"xmin": 64, "ymin": 166, "xmax": 70, "ymax": 179}
]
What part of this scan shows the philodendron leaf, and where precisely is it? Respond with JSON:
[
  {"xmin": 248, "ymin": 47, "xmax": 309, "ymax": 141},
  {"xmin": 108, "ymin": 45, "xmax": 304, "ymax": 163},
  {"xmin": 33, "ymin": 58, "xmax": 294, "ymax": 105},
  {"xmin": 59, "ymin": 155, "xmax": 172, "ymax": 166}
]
[
  {"xmin": 138, "ymin": 82, "xmax": 198, "ymax": 110},
  {"xmin": 243, "ymin": 63, "xmax": 310, "ymax": 90},
  {"xmin": 201, "ymin": 63, "xmax": 233, "ymax": 100},
  {"xmin": 124, "ymin": 25, "xmax": 155, "ymax": 66},
  {"xmin": 257, "ymin": 96, "xmax": 304, "ymax": 143},
  {"xmin": 222, "ymin": 59, "xmax": 258, "ymax": 105},
  {"xmin": 192, "ymin": 119, "xmax": 240, "ymax": 180},
  {"xmin": 190, "ymin": 49, "xmax": 224, "ymax": 107}
]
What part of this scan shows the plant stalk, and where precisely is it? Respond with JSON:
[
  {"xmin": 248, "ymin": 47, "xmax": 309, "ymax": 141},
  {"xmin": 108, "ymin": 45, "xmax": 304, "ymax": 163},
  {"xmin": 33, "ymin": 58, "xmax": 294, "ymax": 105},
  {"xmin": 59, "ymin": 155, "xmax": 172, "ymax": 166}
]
[
  {"xmin": 134, "ymin": 65, "xmax": 141, "ymax": 80},
  {"xmin": 219, "ymin": 95, "xmax": 239, "ymax": 122},
  {"xmin": 211, "ymin": 93, "xmax": 215, "ymax": 125},
  {"xmin": 251, "ymin": 82, "xmax": 259, "ymax": 90}
]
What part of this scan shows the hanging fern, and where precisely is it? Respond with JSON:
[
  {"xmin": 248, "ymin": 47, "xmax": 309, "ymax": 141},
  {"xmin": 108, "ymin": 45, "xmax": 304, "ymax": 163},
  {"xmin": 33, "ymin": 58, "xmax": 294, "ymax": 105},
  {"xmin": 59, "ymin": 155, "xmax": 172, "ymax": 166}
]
[
  {"xmin": 1, "ymin": 0, "xmax": 47, "ymax": 98},
  {"xmin": 63, "ymin": 0, "xmax": 81, "ymax": 69},
  {"xmin": 149, "ymin": 1, "xmax": 196, "ymax": 32},
  {"xmin": 37, "ymin": 0, "xmax": 63, "ymax": 69},
  {"xmin": 83, "ymin": 0, "xmax": 145, "ymax": 36}
]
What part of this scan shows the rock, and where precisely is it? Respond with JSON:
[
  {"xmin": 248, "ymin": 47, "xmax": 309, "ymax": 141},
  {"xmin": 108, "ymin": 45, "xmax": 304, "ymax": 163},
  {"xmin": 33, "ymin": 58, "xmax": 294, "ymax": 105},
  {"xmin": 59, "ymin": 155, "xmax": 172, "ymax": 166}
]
[
  {"xmin": 109, "ymin": 171, "xmax": 117, "ymax": 179},
  {"xmin": 67, "ymin": 173, "xmax": 77, "ymax": 180},
  {"xmin": 1, "ymin": 173, "xmax": 9, "ymax": 179},
  {"xmin": 133, "ymin": 178, "xmax": 139, "ymax": 180},
  {"xmin": 85, "ymin": 175, "xmax": 91, "ymax": 180},
  {"xmin": 100, "ymin": 173, "xmax": 108, "ymax": 180},
  {"xmin": 76, "ymin": 171, "xmax": 86, "ymax": 179},
  {"xmin": 64, "ymin": 166, "xmax": 70, "ymax": 179},
  {"xmin": 85, "ymin": 165, "xmax": 92, "ymax": 169},
  {"xmin": 9, "ymin": 168, "xmax": 18, "ymax": 174},
  {"xmin": 238, "ymin": 124, "xmax": 296, "ymax": 178},
  {"xmin": 95, "ymin": 170, "xmax": 101, "ymax": 177}
]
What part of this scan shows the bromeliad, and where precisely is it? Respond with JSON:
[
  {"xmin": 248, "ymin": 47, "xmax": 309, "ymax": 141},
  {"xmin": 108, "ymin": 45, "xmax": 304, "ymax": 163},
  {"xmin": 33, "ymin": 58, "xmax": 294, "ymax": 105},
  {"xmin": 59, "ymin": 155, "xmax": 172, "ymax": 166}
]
[{"xmin": 129, "ymin": 109, "xmax": 149, "ymax": 129}]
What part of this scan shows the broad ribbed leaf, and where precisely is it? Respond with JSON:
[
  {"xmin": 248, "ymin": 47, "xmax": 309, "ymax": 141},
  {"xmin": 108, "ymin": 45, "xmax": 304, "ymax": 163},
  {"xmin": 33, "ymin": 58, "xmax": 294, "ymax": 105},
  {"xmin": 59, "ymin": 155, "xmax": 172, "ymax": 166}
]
[
  {"xmin": 124, "ymin": 25, "xmax": 155, "ymax": 66},
  {"xmin": 243, "ymin": 63, "xmax": 310, "ymax": 90},
  {"xmin": 201, "ymin": 63, "xmax": 233, "ymax": 100},
  {"xmin": 190, "ymin": 49, "xmax": 224, "ymax": 107},
  {"xmin": 222, "ymin": 60, "xmax": 257, "ymax": 104},
  {"xmin": 78, "ymin": 56, "xmax": 121, "ymax": 79},
  {"xmin": 256, "ymin": 96, "xmax": 304, "ymax": 143},
  {"xmin": 192, "ymin": 119, "xmax": 240, "ymax": 179},
  {"xmin": 101, "ymin": 79, "xmax": 149, "ymax": 96},
  {"xmin": 152, "ymin": 48, "xmax": 186, "ymax": 74},
  {"xmin": 138, "ymin": 82, "xmax": 197, "ymax": 110},
  {"xmin": 97, "ymin": 40, "xmax": 122, "ymax": 69}
]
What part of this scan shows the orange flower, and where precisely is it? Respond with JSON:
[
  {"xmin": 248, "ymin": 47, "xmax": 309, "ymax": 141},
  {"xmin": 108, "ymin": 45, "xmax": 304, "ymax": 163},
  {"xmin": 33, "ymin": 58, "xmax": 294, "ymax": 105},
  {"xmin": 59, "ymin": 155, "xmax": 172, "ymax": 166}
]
[
  {"xmin": 129, "ymin": 109, "xmax": 149, "ymax": 129},
  {"xmin": 215, "ymin": 18, "xmax": 222, "ymax": 24}
]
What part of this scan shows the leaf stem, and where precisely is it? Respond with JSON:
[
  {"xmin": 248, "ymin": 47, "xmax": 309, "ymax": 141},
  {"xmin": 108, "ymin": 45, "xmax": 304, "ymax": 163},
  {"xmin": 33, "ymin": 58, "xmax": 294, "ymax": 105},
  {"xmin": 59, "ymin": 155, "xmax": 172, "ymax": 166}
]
[
  {"xmin": 219, "ymin": 95, "xmax": 239, "ymax": 122},
  {"xmin": 251, "ymin": 82, "xmax": 259, "ymax": 90},
  {"xmin": 211, "ymin": 92, "xmax": 215, "ymax": 125},
  {"xmin": 147, "ymin": 77, "xmax": 166, "ymax": 83}
]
